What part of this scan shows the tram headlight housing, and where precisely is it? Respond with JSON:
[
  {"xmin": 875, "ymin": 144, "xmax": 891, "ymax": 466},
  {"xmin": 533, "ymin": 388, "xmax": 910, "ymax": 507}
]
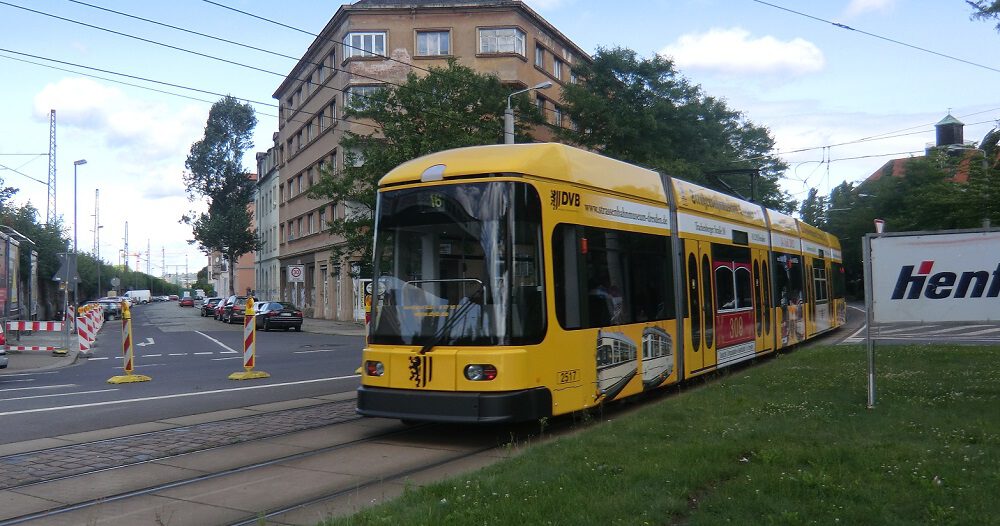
[
  {"xmin": 365, "ymin": 360, "xmax": 384, "ymax": 377},
  {"xmin": 464, "ymin": 364, "xmax": 497, "ymax": 381}
]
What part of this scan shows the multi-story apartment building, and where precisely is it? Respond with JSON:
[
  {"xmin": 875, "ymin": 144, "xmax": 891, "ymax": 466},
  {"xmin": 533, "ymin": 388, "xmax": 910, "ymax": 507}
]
[
  {"xmin": 255, "ymin": 139, "xmax": 281, "ymax": 301},
  {"xmin": 271, "ymin": 0, "xmax": 588, "ymax": 320}
]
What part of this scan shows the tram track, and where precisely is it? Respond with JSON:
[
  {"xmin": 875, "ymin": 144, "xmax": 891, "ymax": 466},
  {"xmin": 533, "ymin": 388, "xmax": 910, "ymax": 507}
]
[{"xmin": 0, "ymin": 400, "xmax": 531, "ymax": 526}]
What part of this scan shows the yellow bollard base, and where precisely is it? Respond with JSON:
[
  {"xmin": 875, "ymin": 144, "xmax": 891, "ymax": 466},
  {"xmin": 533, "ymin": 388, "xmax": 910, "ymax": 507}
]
[
  {"xmin": 229, "ymin": 370, "xmax": 271, "ymax": 381},
  {"xmin": 52, "ymin": 349, "xmax": 68, "ymax": 356},
  {"xmin": 107, "ymin": 374, "xmax": 152, "ymax": 384}
]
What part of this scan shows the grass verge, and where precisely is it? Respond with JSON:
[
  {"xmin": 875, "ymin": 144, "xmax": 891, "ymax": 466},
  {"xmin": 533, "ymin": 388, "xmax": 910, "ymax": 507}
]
[{"xmin": 324, "ymin": 344, "xmax": 1000, "ymax": 525}]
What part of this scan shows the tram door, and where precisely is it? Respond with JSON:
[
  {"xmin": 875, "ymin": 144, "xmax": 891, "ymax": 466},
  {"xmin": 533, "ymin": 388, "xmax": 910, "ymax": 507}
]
[
  {"xmin": 752, "ymin": 248, "xmax": 774, "ymax": 354},
  {"xmin": 683, "ymin": 240, "xmax": 716, "ymax": 376}
]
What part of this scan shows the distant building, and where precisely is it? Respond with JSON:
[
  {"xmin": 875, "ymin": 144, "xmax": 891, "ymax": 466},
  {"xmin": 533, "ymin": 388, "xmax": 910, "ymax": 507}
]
[
  {"xmin": 864, "ymin": 113, "xmax": 985, "ymax": 185},
  {"xmin": 266, "ymin": 0, "xmax": 588, "ymax": 320},
  {"xmin": 255, "ymin": 139, "xmax": 281, "ymax": 301}
]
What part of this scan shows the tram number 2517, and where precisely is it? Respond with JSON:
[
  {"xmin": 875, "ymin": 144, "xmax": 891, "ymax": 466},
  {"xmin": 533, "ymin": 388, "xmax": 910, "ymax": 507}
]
[{"xmin": 558, "ymin": 369, "xmax": 579, "ymax": 384}]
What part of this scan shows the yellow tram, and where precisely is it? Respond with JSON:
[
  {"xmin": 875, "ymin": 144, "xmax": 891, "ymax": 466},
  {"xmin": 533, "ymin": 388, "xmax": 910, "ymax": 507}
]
[{"xmin": 357, "ymin": 143, "xmax": 844, "ymax": 423}]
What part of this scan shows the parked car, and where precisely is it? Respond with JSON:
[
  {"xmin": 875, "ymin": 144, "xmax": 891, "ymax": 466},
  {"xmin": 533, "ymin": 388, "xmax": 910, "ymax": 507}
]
[
  {"xmin": 179, "ymin": 296, "xmax": 195, "ymax": 307},
  {"xmin": 254, "ymin": 301, "xmax": 303, "ymax": 331},
  {"xmin": 90, "ymin": 298, "xmax": 123, "ymax": 320},
  {"xmin": 168, "ymin": 294, "xmax": 179, "ymax": 301},
  {"xmin": 222, "ymin": 295, "xmax": 251, "ymax": 324},
  {"xmin": 201, "ymin": 297, "xmax": 222, "ymax": 317},
  {"xmin": 214, "ymin": 297, "xmax": 232, "ymax": 320}
]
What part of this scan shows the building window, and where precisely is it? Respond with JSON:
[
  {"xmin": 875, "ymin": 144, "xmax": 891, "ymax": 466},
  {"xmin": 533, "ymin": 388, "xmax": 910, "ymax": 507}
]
[
  {"xmin": 297, "ymin": 217, "xmax": 303, "ymax": 238},
  {"xmin": 535, "ymin": 45, "xmax": 544, "ymax": 67},
  {"xmin": 318, "ymin": 206, "xmax": 326, "ymax": 231},
  {"xmin": 328, "ymin": 100, "xmax": 338, "ymax": 127},
  {"xmin": 307, "ymin": 213, "xmax": 314, "ymax": 234},
  {"xmin": 280, "ymin": 224, "xmax": 285, "ymax": 243},
  {"xmin": 344, "ymin": 31, "xmax": 386, "ymax": 59},
  {"xmin": 346, "ymin": 85, "xmax": 382, "ymax": 110},
  {"xmin": 553, "ymin": 58, "xmax": 563, "ymax": 80},
  {"xmin": 318, "ymin": 112, "xmax": 325, "ymax": 132},
  {"xmin": 479, "ymin": 27, "xmax": 525, "ymax": 56},
  {"xmin": 554, "ymin": 106, "xmax": 563, "ymax": 127},
  {"xmin": 536, "ymin": 95, "xmax": 546, "ymax": 114},
  {"xmin": 296, "ymin": 175, "xmax": 302, "ymax": 195},
  {"xmin": 416, "ymin": 30, "xmax": 450, "ymax": 56}
]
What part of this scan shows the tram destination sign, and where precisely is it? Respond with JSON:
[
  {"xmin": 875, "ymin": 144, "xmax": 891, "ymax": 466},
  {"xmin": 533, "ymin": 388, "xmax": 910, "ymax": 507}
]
[{"xmin": 869, "ymin": 230, "xmax": 1000, "ymax": 323}]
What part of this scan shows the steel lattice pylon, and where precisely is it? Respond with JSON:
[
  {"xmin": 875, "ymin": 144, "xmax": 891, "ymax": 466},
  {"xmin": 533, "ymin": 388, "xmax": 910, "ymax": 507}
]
[{"xmin": 46, "ymin": 109, "xmax": 57, "ymax": 225}]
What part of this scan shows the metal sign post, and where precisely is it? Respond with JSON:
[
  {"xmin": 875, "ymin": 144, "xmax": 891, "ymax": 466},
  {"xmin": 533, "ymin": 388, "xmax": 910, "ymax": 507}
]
[{"xmin": 862, "ymin": 233, "xmax": 876, "ymax": 408}]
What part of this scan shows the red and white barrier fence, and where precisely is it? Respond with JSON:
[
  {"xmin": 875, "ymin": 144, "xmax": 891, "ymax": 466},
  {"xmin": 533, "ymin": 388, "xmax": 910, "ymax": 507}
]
[{"xmin": 5, "ymin": 304, "xmax": 104, "ymax": 354}]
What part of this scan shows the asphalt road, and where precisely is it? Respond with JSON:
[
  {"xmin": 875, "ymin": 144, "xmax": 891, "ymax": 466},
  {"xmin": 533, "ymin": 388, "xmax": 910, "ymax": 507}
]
[{"xmin": 0, "ymin": 302, "xmax": 365, "ymax": 444}]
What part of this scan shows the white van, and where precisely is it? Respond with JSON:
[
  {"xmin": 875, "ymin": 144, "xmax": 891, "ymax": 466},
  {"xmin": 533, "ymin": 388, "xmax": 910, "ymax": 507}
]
[{"xmin": 125, "ymin": 289, "xmax": 152, "ymax": 304}]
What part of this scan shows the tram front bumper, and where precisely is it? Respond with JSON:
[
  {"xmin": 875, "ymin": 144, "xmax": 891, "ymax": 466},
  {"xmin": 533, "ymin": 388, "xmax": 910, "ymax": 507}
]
[{"xmin": 356, "ymin": 385, "xmax": 552, "ymax": 424}]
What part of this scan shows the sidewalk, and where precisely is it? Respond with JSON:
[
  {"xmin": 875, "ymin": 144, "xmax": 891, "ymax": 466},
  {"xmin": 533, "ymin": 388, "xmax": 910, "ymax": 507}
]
[{"xmin": 1, "ymin": 327, "xmax": 79, "ymax": 375}]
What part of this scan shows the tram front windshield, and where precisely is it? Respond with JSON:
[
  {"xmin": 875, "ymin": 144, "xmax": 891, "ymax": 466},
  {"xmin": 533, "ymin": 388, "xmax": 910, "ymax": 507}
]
[{"xmin": 369, "ymin": 181, "xmax": 545, "ymax": 347}]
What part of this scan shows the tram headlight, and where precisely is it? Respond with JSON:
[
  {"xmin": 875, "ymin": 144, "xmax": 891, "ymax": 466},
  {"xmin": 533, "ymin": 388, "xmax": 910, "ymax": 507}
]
[
  {"xmin": 464, "ymin": 364, "xmax": 497, "ymax": 381},
  {"xmin": 365, "ymin": 360, "xmax": 384, "ymax": 377}
]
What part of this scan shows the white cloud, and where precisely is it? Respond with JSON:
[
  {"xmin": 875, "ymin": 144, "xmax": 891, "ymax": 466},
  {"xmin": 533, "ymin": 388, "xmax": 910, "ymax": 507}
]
[
  {"xmin": 661, "ymin": 28, "xmax": 824, "ymax": 75},
  {"xmin": 844, "ymin": 0, "xmax": 897, "ymax": 17},
  {"xmin": 32, "ymin": 77, "xmax": 203, "ymax": 165}
]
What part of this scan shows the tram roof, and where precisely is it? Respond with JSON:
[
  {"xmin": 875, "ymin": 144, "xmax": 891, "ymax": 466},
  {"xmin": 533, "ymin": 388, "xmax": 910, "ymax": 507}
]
[{"xmin": 379, "ymin": 143, "xmax": 666, "ymax": 203}]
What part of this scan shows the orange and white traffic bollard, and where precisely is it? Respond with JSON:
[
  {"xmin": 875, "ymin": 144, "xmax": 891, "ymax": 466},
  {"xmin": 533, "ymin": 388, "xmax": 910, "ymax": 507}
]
[
  {"xmin": 77, "ymin": 313, "xmax": 92, "ymax": 356},
  {"xmin": 229, "ymin": 297, "xmax": 269, "ymax": 380},
  {"xmin": 107, "ymin": 300, "xmax": 151, "ymax": 384}
]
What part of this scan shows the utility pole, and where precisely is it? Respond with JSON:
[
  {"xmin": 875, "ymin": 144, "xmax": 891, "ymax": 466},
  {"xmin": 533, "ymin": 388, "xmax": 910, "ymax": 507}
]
[
  {"xmin": 93, "ymin": 189, "xmax": 102, "ymax": 297},
  {"xmin": 47, "ymin": 110, "xmax": 57, "ymax": 225}
]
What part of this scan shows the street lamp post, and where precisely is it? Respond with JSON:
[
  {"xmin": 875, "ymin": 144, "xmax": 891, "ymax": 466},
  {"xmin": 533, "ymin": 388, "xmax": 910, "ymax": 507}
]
[
  {"xmin": 504, "ymin": 81, "xmax": 553, "ymax": 144},
  {"xmin": 96, "ymin": 224, "xmax": 104, "ymax": 297},
  {"xmin": 73, "ymin": 159, "xmax": 86, "ymax": 308}
]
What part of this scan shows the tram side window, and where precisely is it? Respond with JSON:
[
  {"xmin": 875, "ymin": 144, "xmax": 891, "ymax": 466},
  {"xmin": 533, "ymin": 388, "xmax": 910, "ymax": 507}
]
[
  {"xmin": 553, "ymin": 224, "xmax": 673, "ymax": 330},
  {"xmin": 813, "ymin": 264, "xmax": 828, "ymax": 302},
  {"xmin": 712, "ymin": 244, "xmax": 752, "ymax": 312},
  {"xmin": 773, "ymin": 252, "xmax": 804, "ymax": 307},
  {"xmin": 831, "ymin": 262, "xmax": 845, "ymax": 299}
]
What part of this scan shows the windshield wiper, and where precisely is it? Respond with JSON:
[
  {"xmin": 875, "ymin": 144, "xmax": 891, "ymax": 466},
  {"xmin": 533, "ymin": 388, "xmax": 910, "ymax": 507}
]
[{"xmin": 418, "ymin": 284, "xmax": 485, "ymax": 355}]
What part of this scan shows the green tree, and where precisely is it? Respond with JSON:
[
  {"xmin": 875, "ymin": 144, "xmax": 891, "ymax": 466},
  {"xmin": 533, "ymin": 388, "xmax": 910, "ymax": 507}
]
[
  {"xmin": 183, "ymin": 96, "xmax": 258, "ymax": 295},
  {"xmin": 798, "ymin": 188, "xmax": 828, "ymax": 228},
  {"xmin": 969, "ymin": 0, "xmax": 1000, "ymax": 29},
  {"xmin": 308, "ymin": 60, "xmax": 540, "ymax": 274},
  {"xmin": 2, "ymin": 203, "xmax": 69, "ymax": 317},
  {"xmin": 558, "ymin": 47, "xmax": 794, "ymax": 212}
]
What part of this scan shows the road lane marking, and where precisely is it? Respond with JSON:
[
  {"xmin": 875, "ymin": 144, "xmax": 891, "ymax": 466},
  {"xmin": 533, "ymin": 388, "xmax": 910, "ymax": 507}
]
[
  {"xmin": 145, "ymin": 354, "xmax": 163, "ymax": 357},
  {"xmin": 88, "ymin": 357, "xmax": 110, "ymax": 361},
  {"xmin": 0, "ymin": 371, "xmax": 58, "ymax": 378},
  {"xmin": 0, "ymin": 376, "xmax": 361, "ymax": 417},
  {"xmin": 193, "ymin": 352, "xmax": 214, "ymax": 355},
  {"xmin": 0, "ymin": 384, "xmax": 76, "ymax": 393},
  {"xmin": 293, "ymin": 349, "xmax": 339, "ymax": 354},
  {"xmin": 195, "ymin": 331, "xmax": 239, "ymax": 353},
  {"xmin": 210, "ymin": 357, "xmax": 242, "ymax": 361},
  {"xmin": 1, "ymin": 389, "xmax": 118, "ymax": 402},
  {"xmin": 168, "ymin": 353, "xmax": 188, "ymax": 356}
]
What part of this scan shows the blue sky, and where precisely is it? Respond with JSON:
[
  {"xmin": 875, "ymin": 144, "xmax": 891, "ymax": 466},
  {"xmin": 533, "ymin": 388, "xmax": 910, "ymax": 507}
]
[{"xmin": 1, "ymin": 0, "xmax": 998, "ymax": 275}]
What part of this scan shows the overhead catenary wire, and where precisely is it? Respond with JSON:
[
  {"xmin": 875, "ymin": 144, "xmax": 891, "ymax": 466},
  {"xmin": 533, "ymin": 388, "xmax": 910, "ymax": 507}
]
[
  {"xmin": 198, "ymin": 0, "xmax": 571, "ymax": 120},
  {"xmin": 2, "ymin": 0, "xmax": 547, "ymax": 137},
  {"xmin": 0, "ymin": 49, "xmax": 381, "ymax": 132},
  {"xmin": 749, "ymin": 0, "xmax": 1000, "ymax": 75}
]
